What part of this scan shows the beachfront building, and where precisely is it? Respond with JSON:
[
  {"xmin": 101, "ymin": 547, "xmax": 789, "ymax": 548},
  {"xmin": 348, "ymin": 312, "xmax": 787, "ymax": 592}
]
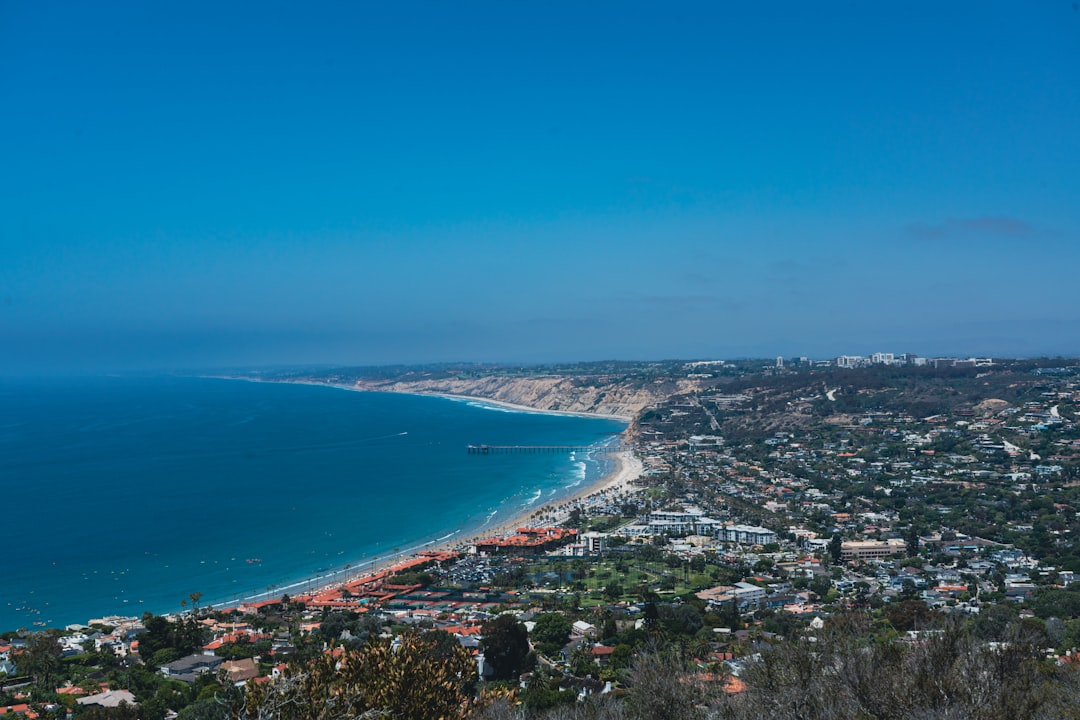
[{"xmin": 474, "ymin": 527, "xmax": 578, "ymax": 555}]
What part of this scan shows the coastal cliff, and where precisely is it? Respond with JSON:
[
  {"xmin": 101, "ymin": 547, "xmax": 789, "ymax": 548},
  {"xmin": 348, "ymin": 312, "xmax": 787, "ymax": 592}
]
[{"xmin": 353, "ymin": 374, "xmax": 688, "ymax": 421}]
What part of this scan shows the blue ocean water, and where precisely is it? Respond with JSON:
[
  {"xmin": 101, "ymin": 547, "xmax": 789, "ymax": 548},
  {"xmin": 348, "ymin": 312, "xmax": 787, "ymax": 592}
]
[{"xmin": 0, "ymin": 376, "xmax": 625, "ymax": 631}]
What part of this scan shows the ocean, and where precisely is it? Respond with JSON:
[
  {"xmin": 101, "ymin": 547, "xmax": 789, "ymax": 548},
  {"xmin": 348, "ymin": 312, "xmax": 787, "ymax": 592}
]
[{"xmin": 0, "ymin": 376, "xmax": 626, "ymax": 631}]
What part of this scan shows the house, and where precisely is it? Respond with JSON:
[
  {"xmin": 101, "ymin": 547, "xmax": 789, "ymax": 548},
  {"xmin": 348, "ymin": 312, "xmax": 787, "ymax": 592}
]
[
  {"xmin": 221, "ymin": 658, "xmax": 259, "ymax": 686},
  {"xmin": 159, "ymin": 655, "xmax": 224, "ymax": 683},
  {"xmin": 590, "ymin": 645, "xmax": 614, "ymax": 667},
  {"xmin": 697, "ymin": 585, "xmax": 736, "ymax": 606},
  {"xmin": 76, "ymin": 690, "xmax": 137, "ymax": 708},
  {"xmin": 559, "ymin": 637, "xmax": 588, "ymax": 665}
]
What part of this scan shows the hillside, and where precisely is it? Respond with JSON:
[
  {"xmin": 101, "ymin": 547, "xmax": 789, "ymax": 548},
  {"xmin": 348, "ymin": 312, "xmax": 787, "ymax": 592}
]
[{"xmin": 352, "ymin": 373, "xmax": 690, "ymax": 420}]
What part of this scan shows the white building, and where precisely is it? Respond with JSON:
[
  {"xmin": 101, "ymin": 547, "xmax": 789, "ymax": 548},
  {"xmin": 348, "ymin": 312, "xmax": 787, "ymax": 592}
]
[
  {"xmin": 840, "ymin": 539, "xmax": 906, "ymax": 561},
  {"xmin": 645, "ymin": 509, "xmax": 723, "ymax": 536},
  {"xmin": 717, "ymin": 524, "xmax": 777, "ymax": 545},
  {"xmin": 582, "ymin": 531, "xmax": 608, "ymax": 554},
  {"xmin": 733, "ymin": 582, "xmax": 767, "ymax": 606},
  {"xmin": 836, "ymin": 355, "xmax": 866, "ymax": 368}
]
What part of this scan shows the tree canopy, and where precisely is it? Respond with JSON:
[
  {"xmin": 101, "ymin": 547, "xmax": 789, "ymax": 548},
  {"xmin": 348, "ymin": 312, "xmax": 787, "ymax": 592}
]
[
  {"xmin": 530, "ymin": 613, "xmax": 572, "ymax": 657},
  {"xmin": 480, "ymin": 615, "xmax": 534, "ymax": 681}
]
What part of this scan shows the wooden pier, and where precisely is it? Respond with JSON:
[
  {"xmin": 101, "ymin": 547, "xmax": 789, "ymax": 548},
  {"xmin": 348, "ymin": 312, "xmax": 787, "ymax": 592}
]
[{"xmin": 467, "ymin": 444, "xmax": 628, "ymax": 455}]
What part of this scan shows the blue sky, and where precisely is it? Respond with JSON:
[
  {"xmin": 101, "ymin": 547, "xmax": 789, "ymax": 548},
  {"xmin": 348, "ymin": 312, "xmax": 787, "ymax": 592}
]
[{"xmin": 2, "ymin": 2, "xmax": 1078, "ymax": 373}]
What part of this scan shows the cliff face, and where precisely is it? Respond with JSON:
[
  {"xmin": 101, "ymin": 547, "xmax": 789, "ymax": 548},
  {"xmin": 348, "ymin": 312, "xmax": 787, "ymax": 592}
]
[{"xmin": 354, "ymin": 375, "xmax": 685, "ymax": 420}]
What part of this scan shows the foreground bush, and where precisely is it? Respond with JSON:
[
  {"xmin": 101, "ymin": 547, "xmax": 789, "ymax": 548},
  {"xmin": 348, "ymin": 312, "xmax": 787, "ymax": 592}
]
[{"xmin": 243, "ymin": 633, "xmax": 486, "ymax": 720}]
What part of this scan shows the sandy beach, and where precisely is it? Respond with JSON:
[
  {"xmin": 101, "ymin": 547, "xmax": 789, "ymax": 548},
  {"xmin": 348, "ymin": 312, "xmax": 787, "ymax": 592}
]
[
  {"xmin": 463, "ymin": 448, "xmax": 644, "ymax": 543},
  {"xmin": 411, "ymin": 390, "xmax": 634, "ymax": 423}
]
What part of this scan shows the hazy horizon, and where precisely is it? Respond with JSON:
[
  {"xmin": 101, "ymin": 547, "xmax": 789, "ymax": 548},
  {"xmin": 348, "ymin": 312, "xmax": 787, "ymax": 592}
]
[{"xmin": 4, "ymin": 3, "xmax": 1078, "ymax": 374}]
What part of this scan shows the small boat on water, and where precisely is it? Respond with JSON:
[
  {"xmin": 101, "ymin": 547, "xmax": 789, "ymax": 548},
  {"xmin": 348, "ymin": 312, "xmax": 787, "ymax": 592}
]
[{"xmin": 246, "ymin": 558, "xmax": 262, "ymax": 564}]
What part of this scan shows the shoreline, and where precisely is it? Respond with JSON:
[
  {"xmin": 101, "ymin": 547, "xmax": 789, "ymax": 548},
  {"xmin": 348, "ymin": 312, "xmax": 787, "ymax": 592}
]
[
  {"xmin": 34, "ymin": 377, "xmax": 643, "ymax": 630},
  {"xmin": 382, "ymin": 389, "xmax": 635, "ymax": 423},
  {"xmin": 214, "ymin": 447, "xmax": 645, "ymax": 614},
  {"xmin": 459, "ymin": 447, "xmax": 644, "ymax": 545},
  {"xmin": 267, "ymin": 447, "xmax": 645, "ymax": 611}
]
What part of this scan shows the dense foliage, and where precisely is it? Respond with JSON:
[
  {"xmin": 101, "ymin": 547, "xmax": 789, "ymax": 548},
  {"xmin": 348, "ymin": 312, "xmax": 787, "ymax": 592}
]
[{"xmin": 242, "ymin": 633, "xmax": 484, "ymax": 720}]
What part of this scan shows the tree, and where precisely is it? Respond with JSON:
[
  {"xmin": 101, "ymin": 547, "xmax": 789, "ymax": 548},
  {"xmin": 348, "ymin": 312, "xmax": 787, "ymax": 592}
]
[
  {"xmin": 829, "ymin": 534, "xmax": 844, "ymax": 564},
  {"xmin": 885, "ymin": 598, "xmax": 935, "ymax": 632},
  {"xmin": 626, "ymin": 652, "xmax": 706, "ymax": 720},
  {"xmin": 970, "ymin": 603, "xmax": 1018, "ymax": 641},
  {"xmin": 18, "ymin": 631, "xmax": 62, "ymax": 687},
  {"xmin": 480, "ymin": 615, "xmax": 534, "ymax": 681},
  {"xmin": 906, "ymin": 526, "xmax": 921, "ymax": 556},
  {"xmin": 77, "ymin": 703, "xmax": 140, "ymax": 720},
  {"xmin": 601, "ymin": 616, "xmax": 618, "ymax": 642},
  {"xmin": 1031, "ymin": 587, "xmax": 1080, "ymax": 620},
  {"xmin": 569, "ymin": 647, "xmax": 600, "ymax": 678},
  {"xmin": 139, "ymin": 613, "xmax": 203, "ymax": 665},
  {"xmin": 530, "ymin": 613, "xmax": 572, "ymax": 657},
  {"xmin": 151, "ymin": 648, "xmax": 183, "ymax": 668},
  {"xmin": 609, "ymin": 644, "xmax": 633, "ymax": 670},
  {"xmin": 177, "ymin": 697, "xmax": 229, "ymax": 720},
  {"xmin": 658, "ymin": 603, "xmax": 703, "ymax": 636},
  {"xmin": 317, "ymin": 612, "xmax": 352, "ymax": 643},
  {"xmin": 414, "ymin": 629, "xmax": 465, "ymax": 664},
  {"xmin": 717, "ymin": 615, "xmax": 1073, "ymax": 720},
  {"xmin": 808, "ymin": 575, "xmax": 832, "ymax": 600},
  {"xmin": 603, "ymin": 580, "xmax": 624, "ymax": 600}
]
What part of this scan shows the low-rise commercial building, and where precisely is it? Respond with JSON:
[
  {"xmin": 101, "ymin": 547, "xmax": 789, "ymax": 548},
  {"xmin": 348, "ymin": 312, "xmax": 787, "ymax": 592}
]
[{"xmin": 840, "ymin": 539, "xmax": 906, "ymax": 561}]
